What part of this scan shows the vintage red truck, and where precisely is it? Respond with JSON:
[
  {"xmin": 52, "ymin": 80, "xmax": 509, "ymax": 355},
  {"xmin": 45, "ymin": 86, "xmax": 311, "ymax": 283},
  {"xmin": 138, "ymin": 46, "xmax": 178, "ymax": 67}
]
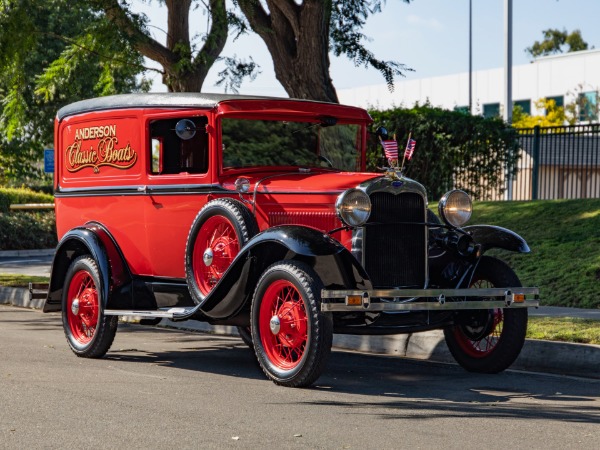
[{"xmin": 44, "ymin": 93, "xmax": 539, "ymax": 387}]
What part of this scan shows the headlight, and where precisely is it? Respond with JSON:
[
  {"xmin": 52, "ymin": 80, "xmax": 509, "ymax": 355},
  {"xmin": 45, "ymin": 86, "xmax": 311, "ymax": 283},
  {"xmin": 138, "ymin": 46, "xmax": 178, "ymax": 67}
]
[
  {"xmin": 438, "ymin": 190, "xmax": 472, "ymax": 227},
  {"xmin": 336, "ymin": 189, "xmax": 371, "ymax": 227}
]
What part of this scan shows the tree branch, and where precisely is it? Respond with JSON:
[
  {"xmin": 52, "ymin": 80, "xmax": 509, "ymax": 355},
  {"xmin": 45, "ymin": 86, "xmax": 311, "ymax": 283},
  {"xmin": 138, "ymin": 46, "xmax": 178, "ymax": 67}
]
[{"xmin": 93, "ymin": 0, "xmax": 178, "ymax": 68}]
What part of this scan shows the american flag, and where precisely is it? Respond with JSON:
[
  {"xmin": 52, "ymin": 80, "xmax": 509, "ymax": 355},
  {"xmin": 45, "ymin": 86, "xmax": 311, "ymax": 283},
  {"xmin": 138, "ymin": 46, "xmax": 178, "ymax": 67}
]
[
  {"xmin": 404, "ymin": 138, "xmax": 416, "ymax": 160},
  {"xmin": 380, "ymin": 139, "xmax": 398, "ymax": 160}
]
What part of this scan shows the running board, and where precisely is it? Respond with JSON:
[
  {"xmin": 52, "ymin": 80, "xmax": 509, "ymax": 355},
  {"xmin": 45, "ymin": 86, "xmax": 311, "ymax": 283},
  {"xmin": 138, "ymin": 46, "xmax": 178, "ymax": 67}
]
[{"xmin": 104, "ymin": 307, "xmax": 197, "ymax": 319}]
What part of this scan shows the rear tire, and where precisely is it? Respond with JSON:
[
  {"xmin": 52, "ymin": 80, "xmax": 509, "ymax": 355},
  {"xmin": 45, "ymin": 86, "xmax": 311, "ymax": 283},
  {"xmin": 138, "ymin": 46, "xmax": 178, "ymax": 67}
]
[
  {"xmin": 62, "ymin": 256, "xmax": 118, "ymax": 358},
  {"xmin": 251, "ymin": 261, "xmax": 333, "ymax": 387},
  {"xmin": 444, "ymin": 256, "xmax": 528, "ymax": 373}
]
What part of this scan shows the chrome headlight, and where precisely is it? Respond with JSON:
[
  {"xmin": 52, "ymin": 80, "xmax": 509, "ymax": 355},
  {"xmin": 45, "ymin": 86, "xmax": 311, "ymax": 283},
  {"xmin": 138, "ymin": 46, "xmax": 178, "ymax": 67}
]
[
  {"xmin": 336, "ymin": 189, "xmax": 371, "ymax": 227},
  {"xmin": 439, "ymin": 190, "xmax": 472, "ymax": 227}
]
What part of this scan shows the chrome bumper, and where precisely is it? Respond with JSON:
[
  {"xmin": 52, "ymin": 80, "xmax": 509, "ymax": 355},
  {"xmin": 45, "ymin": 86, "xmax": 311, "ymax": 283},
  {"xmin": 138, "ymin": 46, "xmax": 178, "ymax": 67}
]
[{"xmin": 320, "ymin": 287, "xmax": 539, "ymax": 312}]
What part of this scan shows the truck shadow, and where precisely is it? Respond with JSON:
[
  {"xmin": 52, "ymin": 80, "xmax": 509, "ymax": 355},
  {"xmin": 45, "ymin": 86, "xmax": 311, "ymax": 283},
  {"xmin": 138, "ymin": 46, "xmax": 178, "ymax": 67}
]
[{"xmin": 106, "ymin": 323, "xmax": 600, "ymax": 425}]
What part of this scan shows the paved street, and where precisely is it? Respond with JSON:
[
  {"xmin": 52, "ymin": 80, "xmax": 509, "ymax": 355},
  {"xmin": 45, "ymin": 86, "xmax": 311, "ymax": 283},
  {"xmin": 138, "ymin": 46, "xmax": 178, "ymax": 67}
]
[
  {"xmin": 1, "ymin": 305, "xmax": 598, "ymax": 449},
  {"xmin": 0, "ymin": 254, "xmax": 53, "ymax": 277}
]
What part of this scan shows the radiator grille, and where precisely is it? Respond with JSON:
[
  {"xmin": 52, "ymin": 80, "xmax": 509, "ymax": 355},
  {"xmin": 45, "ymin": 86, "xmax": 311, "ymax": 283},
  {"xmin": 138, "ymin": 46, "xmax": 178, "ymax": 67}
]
[
  {"xmin": 364, "ymin": 192, "xmax": 426, "ymax": 288},
  {"xmin": 268, "ymin": 211, "xmax": 341, "ymax": 231}
]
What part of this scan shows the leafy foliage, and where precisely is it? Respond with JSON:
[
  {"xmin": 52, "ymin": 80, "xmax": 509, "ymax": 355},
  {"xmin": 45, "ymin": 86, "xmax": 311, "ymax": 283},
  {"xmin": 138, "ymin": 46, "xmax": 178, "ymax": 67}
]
[
  {"xmin": 369, "ymin": 105, "xmax": 520, "ymax": 200},
  {"xmin": 512, "ymin": 98, "xmax": 574, "ymax": 128},
  {"xmin": 330, "ymin": 0, "xmax": 413, "ymax": 90},
  {"xmin": 0, "ymin": 187, "xmax": 54, "ymax": 213},
  {"xmin": 0, "ymin": 211, "xmax": 57, "ymax": 250},
  {"xmin": 525, "ymin": 28, "xmax": 589, "ymax": 58},
  {"xmin": 0, "ymin": 0, "xmax": 149, "ymax": 185}
]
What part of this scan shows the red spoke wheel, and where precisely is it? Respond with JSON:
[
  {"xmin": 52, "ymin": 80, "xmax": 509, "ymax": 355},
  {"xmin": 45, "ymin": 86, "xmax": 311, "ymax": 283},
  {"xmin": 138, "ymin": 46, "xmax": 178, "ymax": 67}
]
[
  {"xmin": 61, "ymin": 256, "xmax": 118, "ymax": 358},
  {"xmin": 186, "ymin": 198, "xmax": 258, "ymax": 303},
  {"xmin": 251, "ymin": 261, "xmax": 332, "ymax": 387},
  {"xmin": 444, "ymin": 256, "xmax": 528, "ymax": 373}
]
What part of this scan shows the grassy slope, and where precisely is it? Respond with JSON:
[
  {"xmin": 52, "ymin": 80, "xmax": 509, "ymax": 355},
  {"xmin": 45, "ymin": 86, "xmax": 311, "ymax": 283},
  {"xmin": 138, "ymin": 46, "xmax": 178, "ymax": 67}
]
[{"xmin": 470, "ymin": 199, "xmax": 600, "ymax": 309}]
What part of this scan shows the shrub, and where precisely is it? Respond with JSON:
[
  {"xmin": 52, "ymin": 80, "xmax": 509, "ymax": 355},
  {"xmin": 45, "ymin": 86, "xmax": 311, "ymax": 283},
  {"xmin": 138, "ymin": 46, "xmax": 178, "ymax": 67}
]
[
  {"xmin": 0, "ymin": 210, "xmax": 57, "ymax": 250},
  {"xmin": 368, "ymin": 104, "xmax": 520, "ymax": 200},
  {"xmin": 0, "ymin": 187, "xmax": 54, "ymax": 213}
]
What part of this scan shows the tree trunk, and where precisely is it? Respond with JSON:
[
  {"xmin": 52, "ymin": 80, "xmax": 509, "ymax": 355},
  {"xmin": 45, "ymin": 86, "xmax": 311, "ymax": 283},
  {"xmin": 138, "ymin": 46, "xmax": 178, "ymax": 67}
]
[
  {"xmin": 97, "ymin": 0, "xmax": 227, "ymax": 93},
  {"xmin": 239, "ymin": 0, "xmax": 338, "ymax": 103}
]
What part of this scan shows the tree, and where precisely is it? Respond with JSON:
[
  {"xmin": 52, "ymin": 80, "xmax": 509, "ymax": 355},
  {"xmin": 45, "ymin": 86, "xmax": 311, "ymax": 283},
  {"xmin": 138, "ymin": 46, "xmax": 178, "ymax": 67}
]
[
  {"xmin": 525, "ymin": 28, "xmax": 589, "ymax": 58},
  {"xmin": 0, "ymin": 0, "xmax": 147, "ymax": 185},
  {"xmin": 512, "ymin": 98, "xmax": 574, "ymax": 128},
  {"xmin": 236, "ymin": 0, "xmax": 412, "ymax": 102}
]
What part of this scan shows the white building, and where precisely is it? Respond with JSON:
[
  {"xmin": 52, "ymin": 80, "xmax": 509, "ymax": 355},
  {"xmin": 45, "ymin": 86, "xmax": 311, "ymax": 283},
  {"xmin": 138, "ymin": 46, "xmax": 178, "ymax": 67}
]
[{"xmin": 338, "ymin": 49, "xmax": 600, "ymax": 121}]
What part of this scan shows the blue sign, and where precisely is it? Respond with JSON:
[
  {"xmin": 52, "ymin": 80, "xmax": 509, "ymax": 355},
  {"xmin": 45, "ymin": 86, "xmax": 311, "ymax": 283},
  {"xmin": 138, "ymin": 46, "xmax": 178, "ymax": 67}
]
[{"xmin": 44, "ymin": 149, "xmax": 54, "ymax": 173}]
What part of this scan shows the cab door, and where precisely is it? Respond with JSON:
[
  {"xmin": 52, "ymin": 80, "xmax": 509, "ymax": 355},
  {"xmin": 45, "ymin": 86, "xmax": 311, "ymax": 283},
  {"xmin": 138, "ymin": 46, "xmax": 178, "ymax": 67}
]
[{"xmin": 142, "ymin": 112, "xmax": 214, "ymax": 279}]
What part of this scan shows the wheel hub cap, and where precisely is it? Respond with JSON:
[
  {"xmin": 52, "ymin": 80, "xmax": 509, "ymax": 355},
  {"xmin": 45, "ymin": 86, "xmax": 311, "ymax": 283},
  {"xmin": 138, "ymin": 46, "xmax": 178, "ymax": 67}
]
[
  {"xmin": 71, "ymin": 298, "xmax": 80, "ymax": 315},
  {"xmin": 203, "ymin": 248, "xmax": 214, "ymax": 266},
  {"xmin": 269, "ymin": 315, "xmax": 281, "ymax": 334}
]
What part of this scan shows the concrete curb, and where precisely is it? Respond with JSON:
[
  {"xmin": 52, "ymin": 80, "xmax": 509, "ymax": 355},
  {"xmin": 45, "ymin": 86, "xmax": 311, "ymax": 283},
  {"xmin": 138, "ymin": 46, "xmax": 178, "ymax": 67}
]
[{"xmin": 3, "ymin": 288, "xmax": 599, "ymax": 380}]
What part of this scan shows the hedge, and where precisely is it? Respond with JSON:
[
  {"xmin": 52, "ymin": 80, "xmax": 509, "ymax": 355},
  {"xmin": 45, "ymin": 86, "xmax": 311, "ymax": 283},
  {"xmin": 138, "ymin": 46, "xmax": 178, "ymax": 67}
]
[
  {"xmin": 0, "ymin": 187, "xmax": 54, "ymax": 213},
  {"xmin": 0, "ymin": 211, "xmax": 57, "ymax": 250},
  {"xmin": 368, "ymin": 105, "xmax": 520, "ymax": 200}
]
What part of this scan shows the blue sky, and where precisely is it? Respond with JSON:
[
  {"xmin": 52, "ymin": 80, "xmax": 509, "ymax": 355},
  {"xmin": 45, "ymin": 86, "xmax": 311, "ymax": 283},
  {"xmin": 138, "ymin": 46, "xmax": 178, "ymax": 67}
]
[{"xmin": 133, "ymin": 0, "xmax": 600, "ymax": 96}]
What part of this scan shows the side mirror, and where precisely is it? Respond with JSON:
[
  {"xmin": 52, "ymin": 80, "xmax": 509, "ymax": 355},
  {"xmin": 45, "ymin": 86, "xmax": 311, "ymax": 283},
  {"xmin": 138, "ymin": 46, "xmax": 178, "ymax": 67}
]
[{"xmin": 175, "ymin": 119, "xmax": 197, "ymax": 140}]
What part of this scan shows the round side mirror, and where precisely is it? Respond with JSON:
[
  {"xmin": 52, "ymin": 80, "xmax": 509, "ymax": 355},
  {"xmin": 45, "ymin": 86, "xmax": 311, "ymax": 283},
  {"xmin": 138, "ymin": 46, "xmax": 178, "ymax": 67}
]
[{"xmin": 175, "ymin": 119, "xmax": 197, "ymax": 140}]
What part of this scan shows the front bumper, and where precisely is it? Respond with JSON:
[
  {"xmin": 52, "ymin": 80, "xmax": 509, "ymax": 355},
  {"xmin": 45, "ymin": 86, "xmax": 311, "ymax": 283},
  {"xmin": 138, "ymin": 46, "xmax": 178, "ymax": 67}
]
[{"xmin": 320, "ymin": 287, "xmax": 539, "ymax": 312}]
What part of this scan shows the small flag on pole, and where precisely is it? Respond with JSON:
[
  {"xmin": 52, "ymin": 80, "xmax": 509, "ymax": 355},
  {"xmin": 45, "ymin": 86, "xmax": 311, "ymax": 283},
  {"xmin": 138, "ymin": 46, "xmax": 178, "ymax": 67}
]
[
  {"xmin": 404, "ymin": 138, "xmax": 416, "ymax": 160},
  {"xmin": 381, "ymin": 139, "xmax": 398, "ymax": 160}
]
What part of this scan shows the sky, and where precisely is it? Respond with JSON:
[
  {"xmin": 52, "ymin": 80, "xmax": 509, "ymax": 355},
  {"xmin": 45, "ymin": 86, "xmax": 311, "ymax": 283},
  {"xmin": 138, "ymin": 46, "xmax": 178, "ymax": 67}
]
[{"xmin": 131, "ymin": 0, "xmax": 600, "ymax": 97}]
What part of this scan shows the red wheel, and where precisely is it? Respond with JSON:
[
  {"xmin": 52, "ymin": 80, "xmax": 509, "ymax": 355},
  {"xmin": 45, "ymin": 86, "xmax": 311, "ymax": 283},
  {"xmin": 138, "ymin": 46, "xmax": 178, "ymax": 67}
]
[
  {"xmin": 444, "ymin": 256, "xmax": 528, "ymax": 373},
  {"xmin": 258, "ymin": 280, "xmax": 308, "ymax": 370},
  {"xmin": 251, "ymin": 261, "xmax": 332, "ymax": 387},
  {"xmin": 66, "ymin": 269, "xmax": 100, "ymax": 344},
  {"xmin": 192, "ymin": 215, "xmax": 241, "ymax": 295},
  {"xmin": 62, "ymin": 256, "xmax": 117, "ymax": 358},
  {"xmin": 451, "ymin": 306, "xmax": 505, "ymax": 358},
  {"xmin": 186, "ymin": 198, "xmax": 258, "ymax": 303}
]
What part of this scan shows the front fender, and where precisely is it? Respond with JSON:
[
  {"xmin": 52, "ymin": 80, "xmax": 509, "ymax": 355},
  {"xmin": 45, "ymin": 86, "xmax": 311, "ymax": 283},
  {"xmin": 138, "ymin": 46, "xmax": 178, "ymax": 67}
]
[
  {"xmin": 198, "ymin": 225, "xmax": 372, "ymax": 319},
  {"xmin": 463, "ymin": 225, "xmax": 530, "ymax": 253}
]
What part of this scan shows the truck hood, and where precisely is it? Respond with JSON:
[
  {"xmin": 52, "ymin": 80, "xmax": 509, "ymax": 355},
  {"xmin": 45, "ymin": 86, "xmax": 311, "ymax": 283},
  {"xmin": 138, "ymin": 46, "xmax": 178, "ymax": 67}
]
[{"xmin": 220, "ymin": 170, "xmax": 381, "ymax": 194}]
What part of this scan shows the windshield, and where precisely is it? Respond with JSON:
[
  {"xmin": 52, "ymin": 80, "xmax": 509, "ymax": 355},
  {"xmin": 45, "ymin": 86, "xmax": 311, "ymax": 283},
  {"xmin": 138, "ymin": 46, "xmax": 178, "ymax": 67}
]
[{"xmin": 221, "ymin": 118, "xmax": 361, "ymax": 171}]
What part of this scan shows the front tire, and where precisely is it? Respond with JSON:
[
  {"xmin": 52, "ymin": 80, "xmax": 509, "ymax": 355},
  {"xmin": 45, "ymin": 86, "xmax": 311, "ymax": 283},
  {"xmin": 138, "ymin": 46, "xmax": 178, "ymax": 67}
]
[
  {"xmin": 444, "ymin": 256, "xmax": 528, "ymax": 373},
  {"xmin": 185, "ymin": 198, "xmax": 258, "ymax": 303},
  {"xmin": 251, "ymin": 261, "xmax": 333, "ymax": 387},
  {"xmin": 62, "ymin": 256, "xmax": 118, "ymax": 358}
]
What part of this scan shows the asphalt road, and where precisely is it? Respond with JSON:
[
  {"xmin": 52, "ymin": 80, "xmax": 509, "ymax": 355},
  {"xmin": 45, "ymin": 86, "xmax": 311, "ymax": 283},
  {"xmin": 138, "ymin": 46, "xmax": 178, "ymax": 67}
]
[
  {"xmin": 1, "ymin": 306, "xmax": 598, "ymax": 449},
  {"xmin": 0, "ymin": 254, "xmax": 53, "ymax": 277}
]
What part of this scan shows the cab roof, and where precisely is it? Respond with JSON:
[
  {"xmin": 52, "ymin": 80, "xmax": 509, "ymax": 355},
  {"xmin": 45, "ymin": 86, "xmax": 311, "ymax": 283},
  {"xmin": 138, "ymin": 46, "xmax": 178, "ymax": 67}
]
[{"xmin": 56, "ymin": 92, "xmax": 371, "ymax": 121}]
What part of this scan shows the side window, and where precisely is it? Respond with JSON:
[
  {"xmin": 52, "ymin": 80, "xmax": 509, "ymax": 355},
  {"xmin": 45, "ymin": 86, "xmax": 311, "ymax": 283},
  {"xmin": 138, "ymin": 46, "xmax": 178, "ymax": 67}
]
[{"xmin": 149, "ymin": 116, "xmax": 208, "ymax": 175}]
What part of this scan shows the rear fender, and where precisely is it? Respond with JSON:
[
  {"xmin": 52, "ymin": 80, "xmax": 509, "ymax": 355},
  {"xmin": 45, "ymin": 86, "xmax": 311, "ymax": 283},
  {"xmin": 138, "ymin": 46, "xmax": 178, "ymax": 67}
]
[
  {"xmin": 199, "ymin": 225, "xmax": 372, "ymax": 319},
  {"xmin": 44, "ymin": 223, "xmax": 133, "ymax": 313},
  {"xmin": 464, "ymin": 225, "xmax": 530, "ymax": 254}
]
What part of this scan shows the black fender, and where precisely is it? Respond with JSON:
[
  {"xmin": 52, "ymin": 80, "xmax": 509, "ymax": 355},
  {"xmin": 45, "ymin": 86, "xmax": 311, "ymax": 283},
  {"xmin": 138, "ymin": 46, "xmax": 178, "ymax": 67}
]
[
  {"xmin": 463, "ymin": 225, "xmax": 530, "ymax": 253},
  {"xmin": 197, "ymin": 225, "xmax": 372, "ymax": 320},
  {"xmin": 43, "ymin": 222, "xmax": 133, "ymax": 313}
]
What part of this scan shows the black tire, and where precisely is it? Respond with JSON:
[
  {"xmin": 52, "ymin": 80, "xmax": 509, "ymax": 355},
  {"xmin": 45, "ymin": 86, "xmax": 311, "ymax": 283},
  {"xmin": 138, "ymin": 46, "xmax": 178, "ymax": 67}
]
[
  {"xmin": 251, "ymin": 260, "xmax": 333, "ymax": 388},
  {"xmin": 61, "ymin": 256, "xmax": 118, "ymax": 358},
  {"xmin": 444, "ymin": 256, "xmax": 528, "ymax": 373},
  {"xmin": 185, "ymin": 198, "xmax": 258, "ymax": 303},
  {"xmin": 237, "ymin": 326, "xmax": 253, "ymax": 348}
]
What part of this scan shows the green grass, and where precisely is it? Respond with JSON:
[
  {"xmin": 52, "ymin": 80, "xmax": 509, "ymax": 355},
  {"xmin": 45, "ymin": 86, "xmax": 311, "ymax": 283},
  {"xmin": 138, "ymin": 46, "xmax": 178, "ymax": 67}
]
[
  {"xmin": 0, "ymin": 274, "xmax": 49, "ymax": 288},
  {"xmin": 471, "ymin": 199, "xmax": 600, "ymax": 309},
  {"xmin": 527, "ymin": 317, "xmax": 600, "ymax": 345}
]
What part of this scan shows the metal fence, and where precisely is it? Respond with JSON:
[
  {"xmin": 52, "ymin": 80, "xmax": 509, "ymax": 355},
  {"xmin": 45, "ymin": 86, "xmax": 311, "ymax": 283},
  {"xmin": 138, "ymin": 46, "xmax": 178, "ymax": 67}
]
[{"xmin": 494, "ymin": 124, "xmax": 600, "ymax": 201}]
